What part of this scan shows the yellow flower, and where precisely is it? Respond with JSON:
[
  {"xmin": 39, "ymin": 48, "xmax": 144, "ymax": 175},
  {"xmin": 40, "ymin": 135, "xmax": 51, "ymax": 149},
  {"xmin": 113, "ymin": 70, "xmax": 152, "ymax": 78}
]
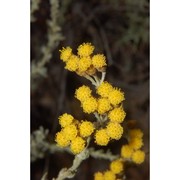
[
  {"xmin": 106, "ymin": 122, "xmax": 123, "ymax": 140},
  {"xmin": 92, "ymin": 54, "xmax": 107, "ymax": 69},
  {"xmin": 121, "ymin": 145, "xmax": 134, "ymax": 159},
  {"xmin": 108, "ymin": 107, "xmax": 126, "ymax": 123},
  {"xmin": 58, "ymin": 113, "xmax": 74, "ymax": 128},
  {"xmin": 75, "ymin": 85, "xmax": 92, "ymax": 102},
  {"xmin": 104, "ymin": 170, "xmax": 116, "ymax": 180},
  {"xmin": 62, "ymin": 124, "xmax": 78, "ymax": 140},
  {"xmin": 59, "ymin": 47, "xmax": 72, "ymax": 62},
  {"xmin": 77, "ymin": 42, "xmax": 94, "ymax": 57},
  {"xmin": 78, "ymin": 56, "xmax": 92, "ymax": 72},
  {"xmin": 79, "ymin": 121, "xmax": 95, "ymax": 137},
  {"xmin": 97, "ymin": 98, "xmax": 112, "ymax": 114},
  {"xmin": 129, "ymin": 137, "xmax": 143, "ymax": 150},
  {"xmin": 65, "ymin": 55, "xmax": 79, "ymax": 72},
  {"xmin": 55, "ymin": 131, "xmax": 70, "ymax": 147},
  {"xmin": 97, "ymin": 81, "xmax": 113, "ymax": 98},
  {"xmin": 82, "ymin": 97, "xmax": 98, "ymax": 114},
  {"xmin": 95, "ymin": 129, "xmax": 110, "ymax": 146},
  {"xmin": 129, "ymin": 129, "xmax": 143, "ymax": 139},
  {"xmin": 110, "ymin": 159, "xmax": 123, "ymax": 174},
  {"xmin": 108, "ymin": 88, "xmax": 125, "ymax": 106},
  {"xmin": 70, "ymin": 136, "xmax": 86, "ymax": 154},
  {"xmin": 94, "ymin": 172, "xmax": 104, "ymax": 180},
  {"xmin": 132, "ymin": 150, "xmax": 145, "ymax": 164}
]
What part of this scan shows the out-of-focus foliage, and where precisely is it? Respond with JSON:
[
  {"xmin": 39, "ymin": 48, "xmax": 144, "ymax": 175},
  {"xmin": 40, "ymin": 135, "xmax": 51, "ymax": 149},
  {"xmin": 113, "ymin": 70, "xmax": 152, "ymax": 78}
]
[{"xmin": 31, "ymin": 126, "xmax": 66, "ymax": 162}]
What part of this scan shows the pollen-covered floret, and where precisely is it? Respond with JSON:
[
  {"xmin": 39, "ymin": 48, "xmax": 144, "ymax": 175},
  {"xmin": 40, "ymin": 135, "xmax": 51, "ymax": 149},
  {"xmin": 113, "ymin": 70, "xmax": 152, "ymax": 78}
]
[
  {"xmin": 92, "ymin": 54, "xmax": 107, "ymax": 69},
  {"xmin": 110, "ymin": 159, "xmax": 124, "ymax": 174},
  {"xmin": 58, "ymin": 113, "xmax": 74, "ymax": 127},
  {"xmin": 75, "ymin": 85, "xmax": 92, "ymax": 102},
  {"xmin": 129, "ymin": 129, "xmax": 143, "ymax": 139},
  {"xmin": 104, "ymin": 170, "xmax": 116, "ymax": 180},
  {"xmin": 79, "ymin": 121, "xmax": 95, "ymax": 137},
  {"xmin": 121, "ymin": 145, "xmax": 134, "ymax": 159},
  {"xmin": 62, "ymin": 124, "xmax": 78, "ymax": 140},
  {"xmin": 95, "ymin": 129, "xmax": 110, "ymax": 146},
  {"xmin": 77, "ymin": 42, "xmax": 94, "ymax": 57},
  {"xmin": 65, "ymin": 55, "xmax": 79, "ymax": 72},
  {"xmin": 70, "ymin": 136, "xmax": 86, "ymax": 154},
  {"xmin": 108, "ymin": 88, "xmax": 125, "ymax": 106},
  {"xmin": 78, "ymin": 56, "xmax": 92, "ymax": 72},
  {"xmin": 55, "ymin": 131, "xmax": 70, "ymax": 147},
  {"xmin": 59, "ymin": 47, "xmax": 72, "ymax": 62},
  {"xmin": 129, "ymin": 137, "xmax": 143, "ymax": 150},
  {"xmin": 97, "ymin": 81, "xmax": 113, "ymax": 97},
  {"xmin": 108, "ymin": 107, "xmax": 126, "ymax": 123},
  {"xmin": 97, "ymin": 98, "xmax": 111, "ymax": 114},
  {"xmin": 106, "ymin": 122, "xmax": 123, "ymax": 140},
  {"xmin": 94, "ymin": 172, "xmax": 104, "ymax": 180},
  {"xmin": 82, "ymin": 96, "xmax": 98, "ymax": 114},
  {"xmin": 132, "ymin": 150, "xmax": 145, "ymax": 164}
]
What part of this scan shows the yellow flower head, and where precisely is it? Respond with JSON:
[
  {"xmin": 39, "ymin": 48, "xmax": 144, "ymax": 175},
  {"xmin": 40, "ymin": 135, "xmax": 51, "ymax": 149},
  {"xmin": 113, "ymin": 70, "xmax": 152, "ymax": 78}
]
[
  {"xmin": 129, "ymin": 137, "xmax": 143, "ymax": 150},
  {"xmin": 59, "ymin": 46, "xmax": 72, "ymax": 62},
  {"xmin": 65, "ymin": 55, "xmax": 79, "ymax": 72},
  {"xmin": 95, "ymin": 129, "xmax": 110, "ymax": 146},
  {"xmin": 94, "ymin": 172, "xmax": 104, "ymax": 180},
  {"xmin": 82, "ymin": 96, "xmax": 98, "ymax": 114},
  {"xmin": 110, "ymin": 159, "xmax": 124, "ymax": 174},
  {"xmin": 62, "ymin": 124, "xmax": 78, "ymax": 140},
  {"xmin": 129, "ymin": 129, "xmax": 143, "ymax": 139},
  {"xmin": 75, "ymin": 85, "xmax": 92, "ymax": 102},
  {"xmin": 58, "ymin": 113, "xmax": 74, "ymax": 128},
  {"xmin": 78, "ymin": 56, "xmax": 92, "ymax": 72},
  {"xmin": 77, "ymin": 42, "xmax": 94, "ymax": 57},
  {"xmin": 70, "ymin": 136, "xmax": 86, "ymax": 154},
  {"xmin": 55, "ymin": 131, "xmax": 70, "ymax": 147},
  {"xmin": 92, "ymin": 54, "xmax": 107, "ymax": 69},
  {"xmin": 108, "ymin": 88, "xmax": 125, "ymax": 106},
  {"xmin": 104, "ymin": 170, "xmax": 116, "ymax": 180},
  {"xmin": 121, "ymin": 145, "xmax": 134, "ymax": 159},
  {"xmin": 79, "ymin": 121, "xmax": 95, "ymax": 137},
  {"xmin": 106, "ymin": 122, "xmax": 123, "ymax": 140},
  {"xmin": 108, "ymin": 107, "xmax": 126, "ymax": 123},
  {"xmin": 132, "ymin": 150, "xmax": 145, "ymax": 164},
  {"xmin": 97, "ymin": 81, "xmax": 113, "ymax": 98},
  {"xmin": 97, "ymin": 98, "xmax": 112, "ymax": 114}
]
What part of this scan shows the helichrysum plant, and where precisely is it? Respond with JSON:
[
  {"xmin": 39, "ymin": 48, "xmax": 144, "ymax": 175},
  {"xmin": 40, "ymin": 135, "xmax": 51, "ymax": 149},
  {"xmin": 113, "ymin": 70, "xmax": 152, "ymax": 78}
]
[{"xmin": 54, "ymin": 43, "xmax": 146, "ymax": 180}]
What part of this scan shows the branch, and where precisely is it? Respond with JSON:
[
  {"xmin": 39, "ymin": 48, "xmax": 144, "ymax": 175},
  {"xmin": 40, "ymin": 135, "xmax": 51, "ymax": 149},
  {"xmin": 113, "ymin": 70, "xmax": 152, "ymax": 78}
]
[
  {"xmin": 53, "ymin": 138, "xmax": 91, "ymax": 180},
  {"xmin": 89, "ymin": 148, "xmax": 119, "ymax": 161}
]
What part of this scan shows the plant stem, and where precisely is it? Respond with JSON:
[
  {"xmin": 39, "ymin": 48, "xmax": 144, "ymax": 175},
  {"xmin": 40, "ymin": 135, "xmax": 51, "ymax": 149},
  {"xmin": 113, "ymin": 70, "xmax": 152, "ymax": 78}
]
[{"xmin": 53, "ymin": 138, "xmax": 91, "ymax": 180}]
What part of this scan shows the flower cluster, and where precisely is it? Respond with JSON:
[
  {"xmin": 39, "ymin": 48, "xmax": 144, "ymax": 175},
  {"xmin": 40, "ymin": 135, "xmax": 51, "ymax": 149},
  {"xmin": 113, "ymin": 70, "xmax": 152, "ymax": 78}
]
[
  {"xmin": 94, "ymin": 128, "xmax": 145, "ymax": 180},
  {"xmin": 94, "ymin": 159, "xmax": 124, "ymax": 180},
  {"xmin": 55, "ymin": 43, "xmax": 146, "ymax": 179},
  {"xmin": 121, "ymin": 128, "xmax": 145, "ymax": 164},
  {"xmin": 55, "ymin": 113, "xmax": 94, "ymax": 154},
  {"xmin": 59, "ymin": 43, "xmax": 107, "ymax": 76},
  {"xmin": 75, "ymin": 81, "xmax": 126, "ymax": 146}
]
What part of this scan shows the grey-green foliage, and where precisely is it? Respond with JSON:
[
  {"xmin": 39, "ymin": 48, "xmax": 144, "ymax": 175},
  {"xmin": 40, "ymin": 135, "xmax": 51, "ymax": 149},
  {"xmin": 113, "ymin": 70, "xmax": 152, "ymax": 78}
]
[
  {"xmin": 31, "ymin": 0, "xmax": 41, "ymax": 22},
  {"xmin": 31, "ymin": 126, "xmax": 65, "ymax": 162},
  {"xmin": 31, "ymin": 0, "xmax": 65, "ymax": 88},
  {"xmin": 31, "ymin": 126, "xmax": 50, "ymax": 162}
]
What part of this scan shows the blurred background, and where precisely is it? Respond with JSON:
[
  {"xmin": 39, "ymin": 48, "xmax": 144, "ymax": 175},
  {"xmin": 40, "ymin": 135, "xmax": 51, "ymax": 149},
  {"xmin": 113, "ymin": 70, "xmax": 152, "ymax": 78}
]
[{"xmin": 31, "ymin": 0, "xmax": 149, "ymax": 179}]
